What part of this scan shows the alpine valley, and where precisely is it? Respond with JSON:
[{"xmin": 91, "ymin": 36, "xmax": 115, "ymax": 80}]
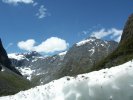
[{"xmin": 0, "ymin": 13, "xmax": 133, "ymax": 100}]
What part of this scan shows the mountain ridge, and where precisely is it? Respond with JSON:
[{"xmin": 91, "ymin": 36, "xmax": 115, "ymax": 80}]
[
  {"xmin": 0, "ymin": 38, "xmax": 31, "ymax": 96},
  {"xmin": 57, "ymin": 37, "xmax": 118, "ymax": 77},
  {"xmin": 9, "ymin": 37, "xmax": 118, "ymax": 85},
  {"xmin": 93, "ymin": 14, "xmax": 133, "ymax": 71}
]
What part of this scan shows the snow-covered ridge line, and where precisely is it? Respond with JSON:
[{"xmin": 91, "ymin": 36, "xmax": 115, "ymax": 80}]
[
  {"xmin": 1, "ymin": 60, "xmax": 133, "ymax": 100},
  {"xmin": 76, "ymin": 38, "xmax": 96, "ymax": 46},
  {"xmin": 58, "ymin": 51, "xmax": 67, "ymax": 56},
  {"xmin": 8, "ymin": 53, "xmax": 26, "ymax": 60}
]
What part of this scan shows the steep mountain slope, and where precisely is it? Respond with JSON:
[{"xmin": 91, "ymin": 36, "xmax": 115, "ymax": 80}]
[
  {"xmin": 94, "ymin": 14, "xmax": 133, "ymax": 70},
  {"xmin": 58, "ymin": 37, "xmax": 118, "ymax": 77},
  {"xmin": 9, "ymin": 51, "xmax": 67, "ymax": 85},
  {"xmin": 0, "ymin": 39, "xmax": 21, "ymax": 75},
  {"xmin": 1, "ymin": 60, "xmax": 133, "ymax": 100},
  {"xmin": 0, "ymin": 39, "xmax": 31, "ymax": 96},
  {"xmin": 9, "ymin": 38, "xmax": 118, "ymax": 85},
  {"xmin": 0, "ymin": 66, "xmax": 31, "ymax": 96}
]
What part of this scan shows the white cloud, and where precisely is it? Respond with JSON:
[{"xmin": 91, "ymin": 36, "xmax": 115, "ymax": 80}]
[
  {"xmin": 35, "ymin": 37, "xmax": 69, "ymax": 53},
  {"xmin": 17, "ymin": 37, "xmax": 69, "ymax": 53},
  {"xmin": 36, "ymin": 5, "xmax": 47, "ymax": 19},
  {"xmin": 2, "ymin": 0, "xmax": 49, "ymax": 19},
  {"xmin": 2, "ymin": 0, "xmax": 34, "ymax": 5},
  {"xmin": 90, "ymin": 28, "xmax": 123, "ymax": 42},
  {"xmin": 18, "ymin": 39, "xmax": 36, "ymax": 51}
]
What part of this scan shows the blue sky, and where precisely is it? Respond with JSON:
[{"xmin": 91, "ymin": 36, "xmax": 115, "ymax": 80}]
[{"xmin": 0, "ymin": 0, "xmax": 133, "ymax": 54}]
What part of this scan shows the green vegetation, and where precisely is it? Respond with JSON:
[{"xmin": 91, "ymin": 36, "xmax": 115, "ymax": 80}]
[
  {"xmin": 92, "ymin": 14, "xmax": 133, "ymax": 71},
  {"xmin": 0, "ymin": 67, "xmax": 31, "ymax": 96}
]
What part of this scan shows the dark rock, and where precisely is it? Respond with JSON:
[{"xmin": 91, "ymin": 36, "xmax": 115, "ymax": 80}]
[
  {"xmin": 0, "ymin": 39, "xmax": 31, "ymax": 96},
  {"xmin": 120, "ymin": 14, "xmax": 133, "ymax": 43},
  {"xmin": 0, "ymin": 38, "xmax": 22, "ymax": 75},
  {"xmin": 57, "ymin": 37, "xmax": 118, "ymax": 77},
  {"xmin": 24, "ymin": 51, "xmax": 41, "ymax": 59},
  {"xmin": 9, "ymin": 51, "xmax": 66, "ymax": 85}
]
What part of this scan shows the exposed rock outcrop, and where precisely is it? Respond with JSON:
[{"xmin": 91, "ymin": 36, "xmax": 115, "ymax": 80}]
[
  {"xmin": 0, "ymin": 39, "xmax": 31, "ymax": 96},
  {"xmin": 0, "ymin": 39, "xmax": 21, "ymax": 75},
  {"xmin": 57, "ymin": 37, "xmax": 118, "ymax": 77}
]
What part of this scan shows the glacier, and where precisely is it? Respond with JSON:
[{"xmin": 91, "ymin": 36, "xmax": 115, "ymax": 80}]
[{"xmin": 0, "ymin": 60, "xmax": 133, "ymax": 100}]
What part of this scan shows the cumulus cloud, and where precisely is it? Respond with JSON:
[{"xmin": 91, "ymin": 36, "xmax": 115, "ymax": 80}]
[
  {"xmin": 36, "ymin": 5, "xmax": 47, "ymax": 19},
  {"xmin": 2, "ymin": 0, "xmax": 34, "ymax": 5},
  {"xmin": 18, "ymin": 39, "xmax": 36, "ymax": 51},
  {"xmin": 90, "ymin": 28, "xmax": 123, "ymax": 42},
  {"xmin": 17, "ymin": 37, "xmax": 69, "ymax": 53}
]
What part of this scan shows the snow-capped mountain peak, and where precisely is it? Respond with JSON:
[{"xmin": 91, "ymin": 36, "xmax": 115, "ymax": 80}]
[
  {"xmin": 59, "ymin": 37, "xmax": 118, "ymax": 77},
  {"xmin": 8, "ymin": 53, "xmax": 26, "ymax": 60},
  {"xmin": 8, "ymin": 51, "xmax": 42, "ymax": 60},
  {"xmin": 8, "ymin": 51, "xmax": 67, "ymax": 83},
  {"xmin": 23, "ymin": 51, "xmax": 42, "ymax": 58},
  {"xmin": 76, "ymin": 37, "xmax": 97, "ymax": 46},
  {"xmin": 58, "ymin": 51, "xmax": 67, "ymax": 56}
]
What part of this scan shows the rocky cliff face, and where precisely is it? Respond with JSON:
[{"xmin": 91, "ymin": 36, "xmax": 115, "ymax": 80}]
[
  {"xmin": 0, "ymin": 39, "xmax": 31, "ymax": 96},
  {"xmin": 0, "ymin": 39, "xmax": 10, "ymax": 70},
  {"xmin": 0, "ymin": 39, "xmax": 21, "ymax": 75},
  {"xmin": 57, "ymin": 37, "xmax": 118, "ymax": 77},
  {"xmin": 9, "ymin": 51, "xmax": 42, "ymax": 68},
  {"xmin": 9, "ymin": 51, "xmax": 67, "ymax": 85}
]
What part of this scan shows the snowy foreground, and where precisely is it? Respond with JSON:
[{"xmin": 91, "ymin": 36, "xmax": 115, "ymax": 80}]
[{"xmin": 1, "ymin": 61, "xmax": 133, "ymax": 100}]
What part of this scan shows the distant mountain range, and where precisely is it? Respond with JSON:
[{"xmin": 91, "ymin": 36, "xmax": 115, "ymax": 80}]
[
  {"xmin": 8, "ymin": 37, "xmax": 118, "ymax": 85},
  {"xmin": 9, "ymin": 51, "xmax": 67, "ymax": 85}
]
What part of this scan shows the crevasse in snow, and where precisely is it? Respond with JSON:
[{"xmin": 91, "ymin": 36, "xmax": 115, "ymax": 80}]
[{"xmin": 1, "ymin": 60, "xmax": 133, "ymax": 100}]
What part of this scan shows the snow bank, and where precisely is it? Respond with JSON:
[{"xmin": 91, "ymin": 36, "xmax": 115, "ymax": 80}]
[{"xmin": 1, "ymin": 60, "xmax": 133, "ymax": 100}]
